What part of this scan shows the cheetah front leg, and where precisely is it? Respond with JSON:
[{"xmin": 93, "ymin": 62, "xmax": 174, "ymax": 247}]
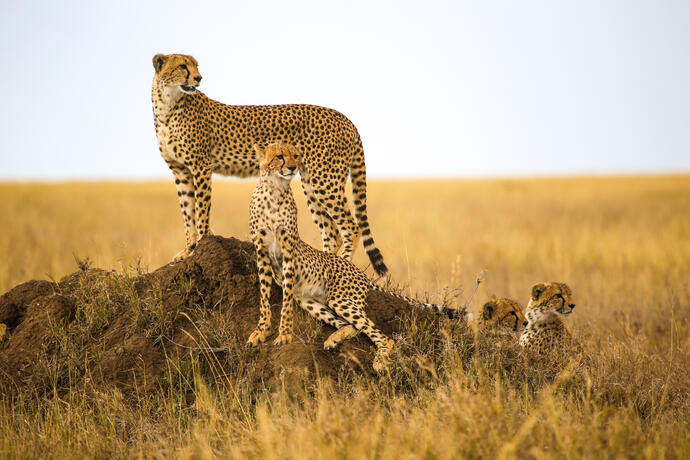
[
  {"xmin": 247, "ymin": 235, "xmax": 274, "ymax": 346},
  {"xmin": 274, "ymin": 228, "xmax": 296, "ymax": 346},
  {"xmin": 166, "ymin": 160, "xmax": 197, "ymax": 261},
  {"xmin": 191, "ymin": 167, "xmax": 214, "ymax": 242}
]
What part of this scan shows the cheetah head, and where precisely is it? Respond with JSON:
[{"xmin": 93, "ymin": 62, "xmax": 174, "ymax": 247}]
[
  {"xmin": 254, "ymin": 142, "xmax": 302, "ymax": 183},
  {"xmin": 525, "ymin": 282, "xmax": 576, "ymax": 323},
  {"xmin": 152, "ymin": 53, "xmax": 202, "ymax": 95},
  {"xmin": 480, "ymin": 297, "xmax": 528, "ymax": 332}
]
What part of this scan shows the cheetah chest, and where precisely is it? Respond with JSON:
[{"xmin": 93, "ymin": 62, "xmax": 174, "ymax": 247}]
[
  {"xmin": 265, "ymin": 228, "xmax": 284, "ymax": 279},
  {"xmin": 156, "ymin": 123, "xmax": 181, "ymax": 163}
]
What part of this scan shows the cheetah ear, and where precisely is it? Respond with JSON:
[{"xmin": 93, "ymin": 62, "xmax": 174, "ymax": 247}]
[
  {"xmin": 153, "ymin": 54, "xmax": 167, "ymax": 72},
  {"xmin": 253, "ymin": 144, "xmax": 265, "ymax": 161},
  {"xmin": 482, "ymin": 302, "xmax": 494, "ymax": 320},
  {"xmin": 531, "ymin": 283, "xmax": 546, "ymax": 300}
]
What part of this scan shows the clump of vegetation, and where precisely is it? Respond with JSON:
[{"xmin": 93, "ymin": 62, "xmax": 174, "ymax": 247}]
[{"xmin": 0, "ymin": 176, "xmax": 688, "ymax": 458}]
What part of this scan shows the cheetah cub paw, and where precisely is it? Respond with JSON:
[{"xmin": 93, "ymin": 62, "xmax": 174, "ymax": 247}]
[
  {"xmin": 324, "ymin": 325, "xmax": 358, "ymax": 350},
  {"xmin": 273, "ymin": 333, "xmax": 293, "ymax": 346},
  {"xmin": 173, "ymin": 247, "xmax": 195, "ymax": 262},
  {"xmin": 372, "ymin": 338, "xmax": 395, "ymax": 373},
  {"xmin": 247, "ymin": 329, "xmax": 270, "ymax": 347}
]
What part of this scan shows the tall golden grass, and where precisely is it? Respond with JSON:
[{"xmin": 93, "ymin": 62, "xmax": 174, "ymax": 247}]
[{"xmin": 0, "ymin": 176, "xmax": 688, "ymax": 458}]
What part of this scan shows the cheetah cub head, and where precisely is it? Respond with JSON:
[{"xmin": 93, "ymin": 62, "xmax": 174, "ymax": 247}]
[
  {"xmin": 525, "ymin": 282, "xmax": 576, "ymax": 323},
  {"xmin": 254, "ymin": 142, "xmax": 302, "ymax": 184},
  {"xmin": 480, "ymin": 298, "xmax": 528, "ymax": 333},
  {"xmin": 152, "ymin": 53, "xmax": 203, "ymax": 95}
]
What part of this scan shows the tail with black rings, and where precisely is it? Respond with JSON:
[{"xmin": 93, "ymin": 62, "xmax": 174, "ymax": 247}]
[
  {"xmin": 350, "ymin": 132, "xmax": 388, "ymax": 276},
  {"xmin": 370, "ymin": 284, "xmax": 462, "ymax": 319}
]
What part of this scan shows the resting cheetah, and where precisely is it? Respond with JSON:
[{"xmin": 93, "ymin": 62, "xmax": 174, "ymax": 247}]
[
  {"xmin": 519, "ymin": 282, "xmax": 576, "ymax": 354},
  {"xmin": 478, "ymin": 297, "xmax": 528, "ymax": 334},
  {"xmin": 247, "ymin": 143, "xmax": 460, "ymax": 371},
  {"xmin": 151, "ymin": 53, "xmax": 387, "ymax": 274}
]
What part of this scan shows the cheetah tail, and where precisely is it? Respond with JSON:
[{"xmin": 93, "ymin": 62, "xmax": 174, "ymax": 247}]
[
  {"xmin": 351, "ymin": 133, "xmax": 388, "ymax": 276},
  {"xmin": 370, "ymin": 284, "xmax": 462, "ymax": 320}
]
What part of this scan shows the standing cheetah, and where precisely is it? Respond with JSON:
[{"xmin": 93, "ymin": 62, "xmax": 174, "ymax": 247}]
[
  {"xmin": 519, "ymin": 282, "xmax": 576, "ymax": 354},
  {"xmin": 247, "ymin": 143, "xmax": 460, "ymax": 371},
  {"xmin": 151, "ymin": 53, "xmax": 387, "ymax": 274}
]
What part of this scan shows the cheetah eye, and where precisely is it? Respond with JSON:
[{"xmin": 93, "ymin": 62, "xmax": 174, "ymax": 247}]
[
  {"xmin": 276, "ymin": 154, "xmax": 284, "ymax": 160},
  {"xmin": 179, "ymin": 64, "xmax": 188, "ymax": 70}
]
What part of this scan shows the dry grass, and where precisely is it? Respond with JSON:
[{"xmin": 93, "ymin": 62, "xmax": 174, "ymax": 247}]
[{"xmin": 0, "ymin": 176, "xmax": 689, "ymax": 459}]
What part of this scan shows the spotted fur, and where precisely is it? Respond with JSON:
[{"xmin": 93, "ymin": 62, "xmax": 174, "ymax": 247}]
[
  {"xmin": 519, "ymin": 282, "xmax": 576, "ymax": 354},
  {"xmin": 247, "ymin": 143, "xmax": 459, "ymax": 371},
  {"xmin": 478, "ymin": 297, "xmax": 528, "ymax": 334},
  {"xmin": 151, "ymin": 53, "xmax": 387, "ymax": 273}
]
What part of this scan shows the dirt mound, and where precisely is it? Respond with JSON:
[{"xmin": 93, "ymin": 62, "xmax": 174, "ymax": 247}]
[{"xmin": 0, "ymin": 236, "xmax": 461, "ymax": 398}]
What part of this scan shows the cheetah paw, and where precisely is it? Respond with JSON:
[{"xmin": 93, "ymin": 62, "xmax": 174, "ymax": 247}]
[
  {"xmin": 372, "ymin": 354, "xmax": 390, "ymax": 373},
  {"xmin": 372, "ymin": 339, "xmax": 395, "ymax": 372},
  {"xmin": 273, "ymin": 333, "xmax": 293, "ymax": 346},
  {"xmin": 324, "ymin": 325, "xmax": 358, "ymax": 350},
  {"xmin": 173, "ymin": 247, "xmax": 195, "ymax": 262},
  {"xmin": 247, "ymin": 329, "xmax": 269, "ymax": 347}
]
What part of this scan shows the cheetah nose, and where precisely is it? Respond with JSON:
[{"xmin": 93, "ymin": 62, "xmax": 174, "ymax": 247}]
[
  {"xmin": 288, "ymin": 165, "xmax": 296, "ymax": 173},
  {"xmin": 569, "ymin": 304, "xmax": 576, "ymax": 309},
  {"xmin": 194, "ymin": 75, "xmax": 202, "ymax": 83},
  {"xmin": 522, "ymin": 321, "xmax": 528, "ymax": 326}
]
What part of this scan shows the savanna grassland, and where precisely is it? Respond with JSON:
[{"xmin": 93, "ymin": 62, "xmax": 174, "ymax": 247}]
[{"xmin": 0, "ymin": 176, "xmax": 688, "ymax": 459}]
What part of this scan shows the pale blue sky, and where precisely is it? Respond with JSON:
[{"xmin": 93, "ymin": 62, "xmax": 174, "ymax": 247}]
[{"xmin": 1, "ymin": 0, "xmax": 688, "ymax": 179}]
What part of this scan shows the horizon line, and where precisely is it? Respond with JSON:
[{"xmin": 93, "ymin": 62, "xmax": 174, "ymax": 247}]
[{"xmin": 1, "ymin": 171, "xmax": 688, "ymax": 185}]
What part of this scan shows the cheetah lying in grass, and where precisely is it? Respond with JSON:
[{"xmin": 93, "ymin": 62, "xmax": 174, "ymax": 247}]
[
  {"xmin": 478, "ymin": 297, "xmax": 528, "ymax": 334},
  {"xmin": 246, "ymin": 142, "xmax": 461, "ymax": 371},
  {"xmin": 519, "ymin": 282, "xmax": 576, "ymax": 354}
]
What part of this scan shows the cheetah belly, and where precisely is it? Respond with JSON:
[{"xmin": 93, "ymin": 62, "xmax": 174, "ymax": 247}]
[
  {"xmin": 264, "ymin": 229, "xmax": 327, "ymax": 303},
  {"xmin": 212, "ymin": 161, "xmax": 257, "ymax": 178},
  {"xmin": 294, "ymin": 277, "xmax": 327, "ymax": 304},
  {"xmin": 292, "ymin": 251, "xmax": 327, "ymax": 303},
  {"xmin": 211, "ymin": 146, "xmax": 259, "ymax": 178}
]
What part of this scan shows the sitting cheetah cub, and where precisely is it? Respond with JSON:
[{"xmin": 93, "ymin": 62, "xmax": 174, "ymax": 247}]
[
  {"xmin": 519, "ymin": 282, "xmax": 576, "ymax": 354},
  {"xmin": 247, "ymin": 142, "xmax": 460, "ymax": 371}
]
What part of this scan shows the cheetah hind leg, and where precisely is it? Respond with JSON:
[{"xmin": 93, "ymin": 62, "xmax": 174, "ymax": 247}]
[
  {"xmin": 317, "ymin": 193, "xmax": 358, "ymax": 260},
  {"xmin": 299, "ymin": 299, "xmax": 358, "ymax": 350},
  {"xmin": 324, "ymin": 325, "xmax": 358, "ymax": 350},
  {"xmin": 330, "ymin": 297, "xmax": 394, "ymax": 372},
  {"xmin": 302, "ymin": 181, "xmax": 341, "ymax": 253}
]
